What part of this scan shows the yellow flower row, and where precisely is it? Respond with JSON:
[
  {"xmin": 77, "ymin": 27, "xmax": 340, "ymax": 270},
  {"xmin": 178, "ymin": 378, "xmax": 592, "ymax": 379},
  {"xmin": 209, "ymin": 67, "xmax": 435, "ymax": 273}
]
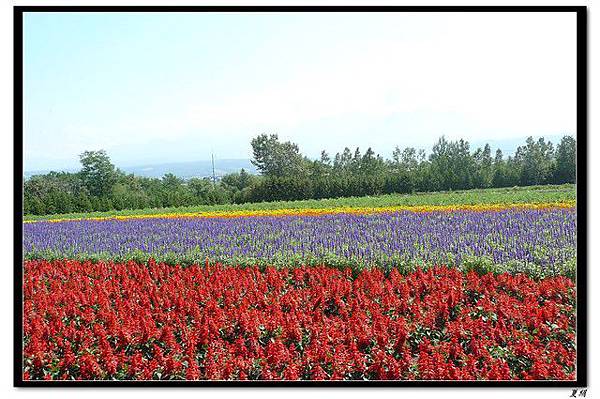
[{"xmin": 26, "ymin": 201, "xmax": 576, "ymax": 224}]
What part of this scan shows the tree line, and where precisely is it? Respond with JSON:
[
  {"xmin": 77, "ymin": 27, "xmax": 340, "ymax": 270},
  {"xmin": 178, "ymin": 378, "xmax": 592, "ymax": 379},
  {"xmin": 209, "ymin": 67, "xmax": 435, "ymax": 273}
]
[{"xmin": 23, "ymin": 134, "xmax": 576, "ymax": 216}]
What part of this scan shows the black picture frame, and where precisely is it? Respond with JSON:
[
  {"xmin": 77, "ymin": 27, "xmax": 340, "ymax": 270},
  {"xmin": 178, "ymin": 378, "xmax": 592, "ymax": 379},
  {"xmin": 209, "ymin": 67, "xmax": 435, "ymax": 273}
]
[{"xmin": 13, "ymin": 5, "xmax": 588, "ymax": 388}]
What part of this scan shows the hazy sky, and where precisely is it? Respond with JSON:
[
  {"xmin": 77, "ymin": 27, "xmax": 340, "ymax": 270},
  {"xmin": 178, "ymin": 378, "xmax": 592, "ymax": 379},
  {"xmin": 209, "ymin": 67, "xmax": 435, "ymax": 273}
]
[{"xmin": 24, "ymin": 12, "xmax": 576, "ymax": 171}]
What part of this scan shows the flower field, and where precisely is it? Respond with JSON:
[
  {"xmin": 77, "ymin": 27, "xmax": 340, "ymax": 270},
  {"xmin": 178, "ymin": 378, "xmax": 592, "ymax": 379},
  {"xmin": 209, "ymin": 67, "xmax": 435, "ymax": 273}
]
[
  {"xmin": 24, "ymin": 205, "xmax": 577, "ymax": 278},
  {"xmin": 22, "ymin": 200, "xmax": 578, "ymax": 381},
  {"xmin": 24, "ymin": 260, "xmax": 575, "ymax": 381}
]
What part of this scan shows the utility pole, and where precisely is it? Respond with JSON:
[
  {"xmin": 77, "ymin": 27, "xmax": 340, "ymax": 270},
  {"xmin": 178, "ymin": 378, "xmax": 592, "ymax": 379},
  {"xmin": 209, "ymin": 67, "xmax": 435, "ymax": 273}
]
[{"xmin": 211, "ymin": 152, "xmax": 216, "ymax": 187}]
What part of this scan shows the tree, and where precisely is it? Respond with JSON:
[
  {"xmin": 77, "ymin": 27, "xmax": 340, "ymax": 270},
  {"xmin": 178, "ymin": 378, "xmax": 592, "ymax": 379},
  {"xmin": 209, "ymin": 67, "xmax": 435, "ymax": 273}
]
[
  {"xmin": 492, "ymin": 149, "xmax": 508, "ymax": 187},
  {"xmin": 308, "ymin": 151, "xmax": 333, "ymax": 179},
  {"xmin": 188, "ymin": 178, "xmax": 212, "ymax": 200},
  {"xmin": 519, "ymin": 137, "xmax": 555, "ymax": 186},
  {"xmin": 164, "ymin": 174, "xmax": 196, "ymax": 206},
  {"xmin": 473, "ymin": 144, "xmax": 493, "ymax": 188},
  {"xmin": 454, "ymin": 139, "xmax": 475, "ymax": 190},
  {"xmin": 320, "ymin": 150, "xmax": 331, "ymax": 166},
  {"xmin": 351, "ymin": 148, "xmax": 362, "ymax": 174},
  {"xmin": 428, "ymin": 137, "xmax": 476, "ymax": 191},
  {"xmin": 250, "ymin": 134, "xmax": 307, "ymax": 178},
  {"xmin": 221, "ymin": 168, "xmax": 256, "ymax": 191},
  {"xmin": 75, "ymin": 191, "xmax": 93, "ymax": 212},
  {"xmin": 429, "ymin": 136, "xmax": 450, "ymax": 190},
  {"xmin": 333, "ymin": 147, "xmax": 353, "ymax": 174},
  {"xmin": 162, "ymin": 173, "xmax": 184, "ymax": 189},
  {"xmin": 554, "ymin": 135, "xmax": 576, "ymax": 184},
  {"xmin": 361, "ymin": 147, "xmax": 381, "ymax": 175},
  {"xmin": 79, "ymin": 150, "xmax": 117, "ymax": 197},
  {"xmin": 392, "ymin": 147, "xmax": 419, "ymax": 173}
]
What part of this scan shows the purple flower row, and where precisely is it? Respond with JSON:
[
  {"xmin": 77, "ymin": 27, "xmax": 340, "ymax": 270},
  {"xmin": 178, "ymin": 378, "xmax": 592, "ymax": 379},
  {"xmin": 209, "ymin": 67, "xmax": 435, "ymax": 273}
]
[{"xmin": 23, "ymin": 208, "xmax": 576, "ymax": 274}]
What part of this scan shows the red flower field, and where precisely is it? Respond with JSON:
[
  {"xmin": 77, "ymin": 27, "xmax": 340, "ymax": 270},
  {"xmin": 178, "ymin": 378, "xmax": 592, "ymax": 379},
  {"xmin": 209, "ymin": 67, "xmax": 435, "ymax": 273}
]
[{"xmin": 23, "ymin": 259, "xmax": 576, "ymax": 381}]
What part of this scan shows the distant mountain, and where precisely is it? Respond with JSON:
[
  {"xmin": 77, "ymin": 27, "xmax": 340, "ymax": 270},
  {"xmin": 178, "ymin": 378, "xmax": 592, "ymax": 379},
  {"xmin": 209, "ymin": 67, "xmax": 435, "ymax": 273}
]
[
  {"xmin": 24, "ymin": 167, "xmax": 77, "ymax": 179},
  {"xmin": 119, "ymin": 159, "xmax": 258, "ymax": 179},
  {"xmin": 25, "ymin": 159, "xmax": 258, "ymax": 180}
]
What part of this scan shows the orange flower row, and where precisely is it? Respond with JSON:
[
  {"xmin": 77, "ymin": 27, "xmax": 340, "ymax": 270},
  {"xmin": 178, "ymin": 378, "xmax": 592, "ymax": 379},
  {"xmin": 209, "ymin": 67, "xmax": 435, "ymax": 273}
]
[{"xmin": 25, "ymin": 201, "xmax": 576, "ymax": 224}]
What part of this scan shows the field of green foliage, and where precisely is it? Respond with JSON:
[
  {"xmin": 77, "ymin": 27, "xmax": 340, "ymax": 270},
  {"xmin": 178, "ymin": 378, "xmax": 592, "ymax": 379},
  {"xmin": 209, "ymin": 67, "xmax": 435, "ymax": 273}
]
[{"xmin": 24, "ymin": 184, "xmax": 575, "ymax": 221}]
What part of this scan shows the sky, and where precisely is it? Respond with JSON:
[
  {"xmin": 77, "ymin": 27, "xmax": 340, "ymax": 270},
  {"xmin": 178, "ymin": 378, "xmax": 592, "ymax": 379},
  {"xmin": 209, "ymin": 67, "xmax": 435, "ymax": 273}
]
[{"xmin": 23, "ymin": 12, "xmax": 577, "ymax": 171}]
